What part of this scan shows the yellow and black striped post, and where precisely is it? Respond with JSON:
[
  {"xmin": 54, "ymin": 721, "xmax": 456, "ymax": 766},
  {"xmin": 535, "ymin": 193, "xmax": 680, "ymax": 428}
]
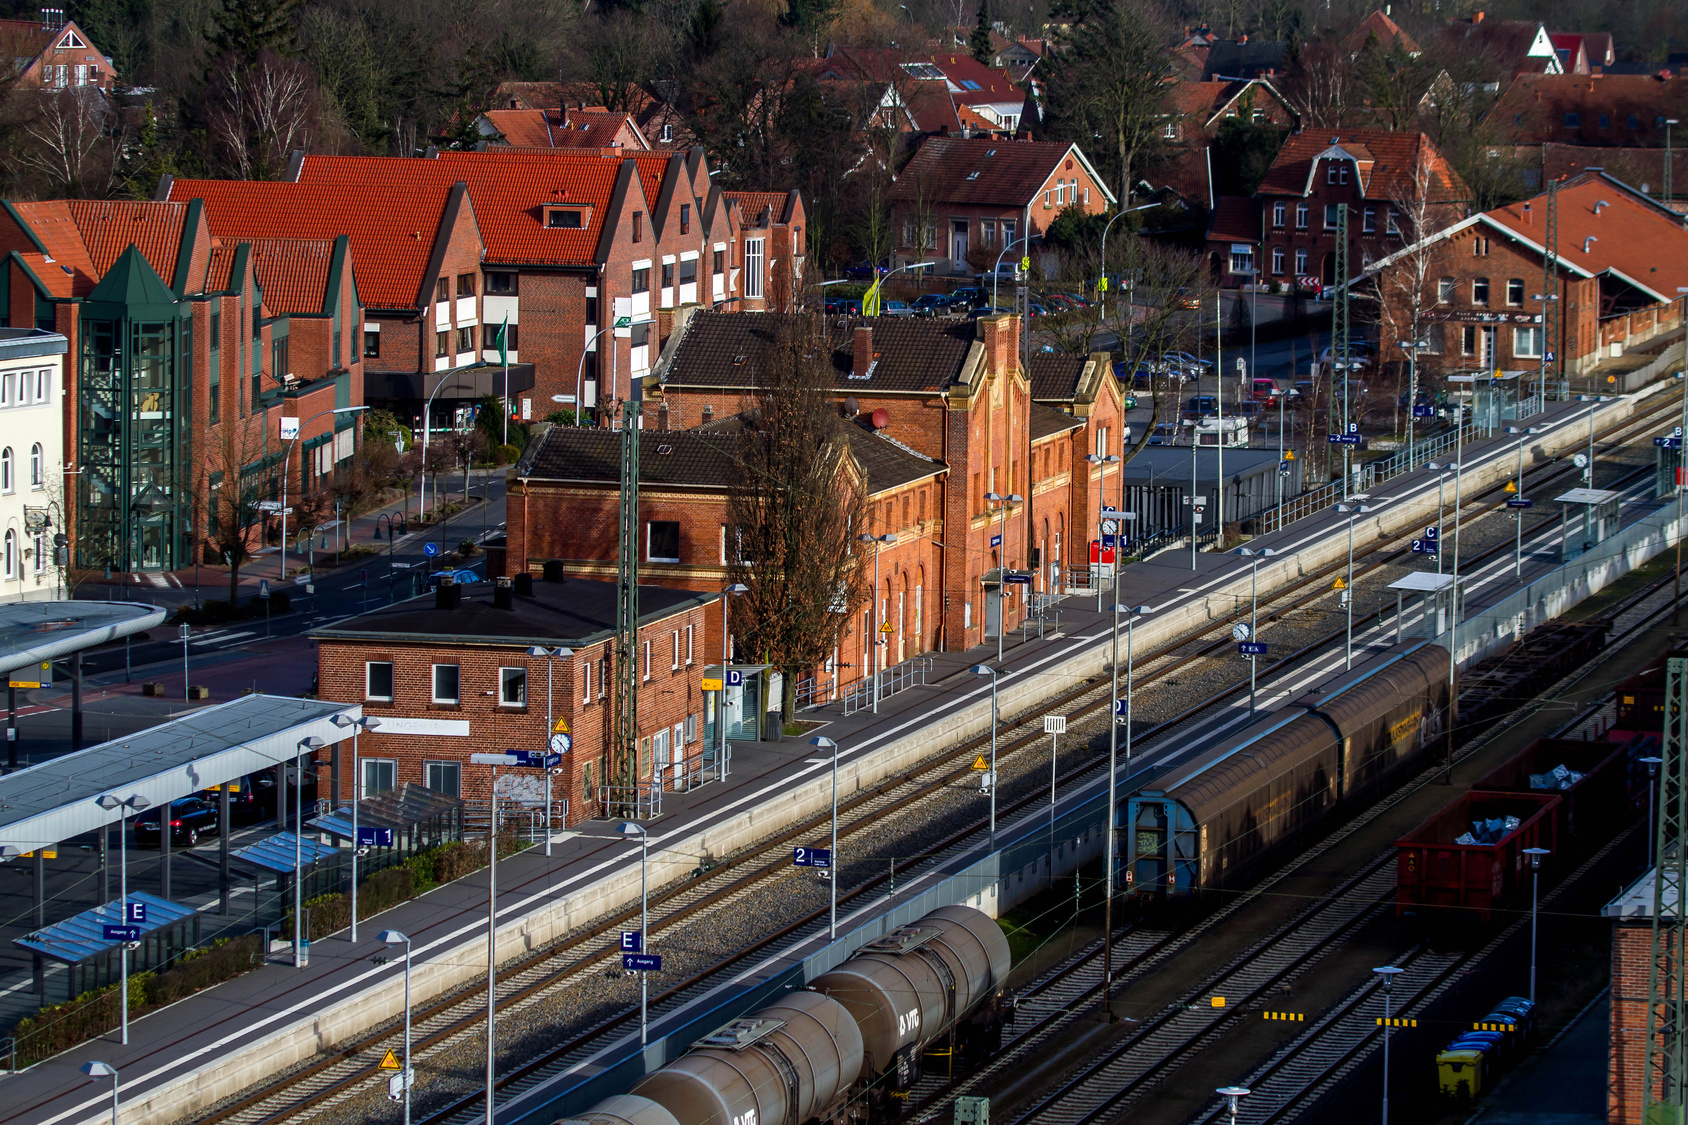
[
  {"xmin": 1376, "ymin": 1017, "xmax": 1418, "ymax": 1028},
  {"xmin": 1262, "ymin": 1012, "xmax": 1305, "ymax": 1022}
]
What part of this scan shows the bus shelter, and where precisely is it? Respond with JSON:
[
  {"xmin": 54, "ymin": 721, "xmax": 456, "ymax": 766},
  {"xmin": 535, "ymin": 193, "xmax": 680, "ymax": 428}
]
[
  {"xmin": 14, "ymin": 891, "xmax": 197, "ymax": 1004},
  {"xmin": 1388, "ymin": 572, "xmax": 1458, "ymax": 640},
  {"xmin": 1554, "ymin": 488, "xmax": 1622, "ymax": 560}
]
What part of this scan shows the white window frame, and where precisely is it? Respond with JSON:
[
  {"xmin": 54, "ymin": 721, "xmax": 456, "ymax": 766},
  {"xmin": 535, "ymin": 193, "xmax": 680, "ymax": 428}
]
[
  {"xmin": 671, "ymin": 629, "xmax": 680, "ymax": 670},
  {"xmin": 362, "ymin": 758, "xmax": 397, "ymax": 798},
  {"xmin": 1294, "ymin": 248, "xmax": 1308, "ymax": 274},
  {"xmin": 1513, "ymin": 326, "xmax": 1543, "ymax": 359},
  {"xmin": 499, "ymin": 666, "xmax": 527, "ymax": 707},
  {"xmin": 744, "ymin": 238, "xmax": 765, "ymax": 299},
  {"xmin": 29, "ymin": 443, "xmax": 43, "ymax": 489},
  {"xmin": 1271, "ymin": 246, "xmax": 1285, "ymax": 275},
  {"xmin": 424, "ymin": 760, "xmax": 462, "ymax": 798},
  {"xmin": 366, "ymin": 661, "xmax": 394, "ymax": 701},
  {"xmin": 1272, "ymin": 201, "xmax": 1286, "ymax": 227},
  {"xmin": 431, "ymin": 663, "xmax": 461, "ymax": 704},
  {"xmin": 582, "ymin": 659, "xmax": 592, "ymax": 702},
  {"xmin": 685, "ymin": 624, "xmax": 694, "ymax": 664},
  {"xmin": 32, "ymin": 529, "xmax": 44, "ymax": 574},
  {"xmin": 647, "ymin": 520, "xmax": 680, "ymax": 563},
  {"xmin": 642, "ymin": 641, "xmax": 652, "ymax": 681},
  {"xmin": 1295, "ymin": 203, "xmax": 1309, "ymax": 230},
  {"xmin": 3, "ymin": 530, "xmax": 14, "ymax": 579}
]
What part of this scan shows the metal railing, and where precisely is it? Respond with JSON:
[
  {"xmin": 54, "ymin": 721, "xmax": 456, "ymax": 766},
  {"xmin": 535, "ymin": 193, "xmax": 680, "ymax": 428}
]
[
  {"xmin": 796, "ymin": 674, "xmax": 835, "ymax": 709},
  {"xmin": 597, "ymin": 784, "xmax": 662, "ymax": 821},
  {"xmin": 1255, "ymin": 478, "xmax": 1346, "ymax": 535},
  {"xmin": 840, "ymin": 656, "xmax": 935, "ymax": 716}
]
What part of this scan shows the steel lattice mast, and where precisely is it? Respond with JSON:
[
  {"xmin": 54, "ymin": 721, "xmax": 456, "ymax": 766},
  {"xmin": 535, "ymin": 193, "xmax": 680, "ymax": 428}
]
[
  {"xmin": 1647, "ymin": 656, "xmax": 1688, "ymax": 1120},
  {"xmin": 613, "ymin": 392, "xmax": 641, "ymax": 817}
]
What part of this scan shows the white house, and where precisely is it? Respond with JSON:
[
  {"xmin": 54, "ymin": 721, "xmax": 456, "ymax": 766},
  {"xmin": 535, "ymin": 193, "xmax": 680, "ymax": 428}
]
[{"xmin": 0, "ymin": 329, "xmax": 68, "ymax": 601}]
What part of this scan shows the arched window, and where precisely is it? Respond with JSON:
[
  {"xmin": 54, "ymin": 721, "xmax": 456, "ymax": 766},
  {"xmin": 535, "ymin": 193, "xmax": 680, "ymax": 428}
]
[
  {"xmin": 28, "ymin": 443, "xmax": 42, "ymax": 489},
  {"xmin": 1, "ymin": 448, "xmax": 13, "ymax": 494},
  {"xmin": 5, "ymin": 529, "xmax": 17, "ymax": 578},
  {"xmin": 32, "ymin": 530, "xmax": 44, "ymax": 573}
]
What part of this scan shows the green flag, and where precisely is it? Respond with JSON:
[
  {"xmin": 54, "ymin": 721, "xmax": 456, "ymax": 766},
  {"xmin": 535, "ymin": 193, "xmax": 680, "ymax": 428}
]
[{"xmin": 495, "ymin": 315, "xmax": 509, "ymax": 366}]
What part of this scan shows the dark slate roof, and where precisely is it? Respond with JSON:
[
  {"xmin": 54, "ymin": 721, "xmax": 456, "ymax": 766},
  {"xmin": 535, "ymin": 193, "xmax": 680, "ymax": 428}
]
[
  {"xmin": 311, "ymin": 577, "xmax": 714, "ymax": 648},
  {"xmin": 1028, "ymin": 353, "xmax": 1087, "ymax": 401},
  {"xmin": 516, "ymin": 427, "xmax": 740, "ymax": 487},
  {"xmin": 1200, "ymin": 40, "xmax": 1287, "ymax": 79},
  {"xmin": 844, "ymin": 417, "xmax": 947, "ymax": 490},
  {"xmin": 1030, "ymin": 402, "xmax": 1084, "ymax": 441},
  {"xmin": 662, "ymin": 311, "xmax": 978, "ymax": 394}
]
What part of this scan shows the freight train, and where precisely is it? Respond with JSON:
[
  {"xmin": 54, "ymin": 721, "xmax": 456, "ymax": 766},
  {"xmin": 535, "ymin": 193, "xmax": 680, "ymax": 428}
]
[
  {"xmin": 557, "ymin": 904, "xmax": 1011, "ymax": 1125},
  {"xmin": 1122, "ymin": 640, "xmax": 1453, "ymax": 900}
]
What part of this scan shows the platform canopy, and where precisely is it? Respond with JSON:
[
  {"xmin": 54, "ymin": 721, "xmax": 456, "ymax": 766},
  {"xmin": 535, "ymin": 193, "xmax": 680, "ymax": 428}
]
[
  {"xmin": 1553, "ymin": 488, "xmax": 1622, "ymax": 506},
  {"xmin": 0, "ymin": 694, "xmax": 358, "ymax": 855},
  {"xmin": 1388, "ymin": 573, "xmax": 1458, "ymax": 593},
  {"xmin": 15, "ymin": 891, "xmax": 195, "ymax": 965},
  {"xmin": 308, "ymin": 783, "xmax": 462, "ymax": 840},
  {"xmin": 230, "ymin": 831, "xmax": 341, "ymax": 873},
  {"xmin": 0, "ymin": 600, "xmax": 165, "ymax": 679}
]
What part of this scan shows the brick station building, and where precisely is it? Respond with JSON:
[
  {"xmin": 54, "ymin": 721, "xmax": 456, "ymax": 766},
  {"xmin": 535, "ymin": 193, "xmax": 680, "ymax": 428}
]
[{"xmin": 311, "ymin": 573, "xmax": 718, "ymax": 822}]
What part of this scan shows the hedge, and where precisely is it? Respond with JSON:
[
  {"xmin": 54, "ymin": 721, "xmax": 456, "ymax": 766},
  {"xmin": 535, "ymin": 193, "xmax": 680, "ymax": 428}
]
[
  {"xmin": 10, "ymin": 934, "xmax": 265, "ymax": 1065},
  {"xmin": 282, "ymin": 838, "xmax": 529, "ymax": 939}
]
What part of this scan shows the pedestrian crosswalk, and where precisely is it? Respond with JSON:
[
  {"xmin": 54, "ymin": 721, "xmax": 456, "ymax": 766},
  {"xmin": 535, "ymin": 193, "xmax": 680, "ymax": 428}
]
[{"xmin": 188, "ymin": 630, "xmax": 256, "ymax": 648}]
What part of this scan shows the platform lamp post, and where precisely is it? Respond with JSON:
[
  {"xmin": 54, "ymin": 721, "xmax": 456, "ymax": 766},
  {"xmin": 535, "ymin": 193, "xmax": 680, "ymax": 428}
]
[
  {"xmin": 1216, "ymin": 1085, "xmax": 1251, "ymax": 1125},
  {"xmin": 379, "ymin": 930, "xmax": 414, "ymax": 1125},
  {"xmin": 1374, "ymin": 965, "xmax": 1405, "ymax": 1125},
  {"xmin": 93, "ymin": 792, "xmax": 149, "ymax": 1043},
  {"xmin": 469, "ymin": 752, "xmax": 521, "ymax": 1124},
  {"xmin": 1524, "ymin": 846, "xmax": 1551, "ymax": 1003},
  {"xmin": 718, "ymin": 582, "xmax": 748, "ymax": 774},
  {"xmin": 329, "ymin": 714, "xmax": 381, "ymax": 941},
  {"xmin": 971, "ymin": 664, "xmax": 1000, "ymax": 849},
  {"xmin": 1333, "ymin": 503, "xmax": 1376, "ymax": 668},
  {"xmin": 1426, "ymin": 461, "xmax": 1452, "ymax": 577},
  {"xmin": 810, "ymin": 736, "xmax": 841, "ymax": 939},
  {"xmin": 618, "ymin": 820, "xmax": 652, "ymax": 1044},
  {"xmin": 1102, "ymin": 602, "xmax": 1153, "ymax": 1021},
  {"xmin": 1234, "ymin": 548, "xmax": 1278, "ymax": 714},
  {"xmin": 524, "ymin": 646, "xmax": 574, "ymax": 856},
  {"xmin": 1082, "ymin": 459, "xmax": 1118, "ymax": 608},
  {"xmin": 984, "ymin": 494, "xmax": 1021, "ymax": 662},
  {"xmin": 1644, "ymin": 756, "xmax": 1665, "ymax": 866},
  {"xmin": 1506, "ymin": 425, "xmax": 1541, "ymax": 576},
  {"xmin": 295, "ymin": 736, "xmax": 328, "ymax": 968},
  {"xmin": 80, "ymin": 1061, "xmax": 119, "ymax": 1125},
  {"xmin": 1530, "ymin": 291, "xmax": 1559, "ymax": 414},
  {"xmin": 1396, "ymin": 338, "xmax": 1430, "ymax": 465},
  {"xmin": 856, "ymin": 535, "xmax": 896, "ymax": 711}
]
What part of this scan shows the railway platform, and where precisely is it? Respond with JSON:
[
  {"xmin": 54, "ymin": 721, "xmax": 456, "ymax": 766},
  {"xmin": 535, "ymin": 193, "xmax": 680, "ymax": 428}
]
[{"xmin": 1, "ymin": 386, "xmax": 1681, "ymax": 1125}]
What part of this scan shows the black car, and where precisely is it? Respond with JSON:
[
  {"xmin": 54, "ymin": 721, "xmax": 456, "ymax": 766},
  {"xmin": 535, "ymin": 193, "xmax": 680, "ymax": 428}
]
[
  {"xmin": 947, "ymin": 287, "xmax": 988, "ymax": 310},
  {"xmin": 1182, "ymin": 394, "xmax": 1219, "ymax": 419},
  {"xmin": 910, "ymin": 294, "xmax": 952, "ymax": 317},
  {"xmin": 134, "ymin": 798, "xmax": 221, "ymax": 848},
  {"xmin": 198, "ymin": 772, "xmax": 278, "ymax": 825}
]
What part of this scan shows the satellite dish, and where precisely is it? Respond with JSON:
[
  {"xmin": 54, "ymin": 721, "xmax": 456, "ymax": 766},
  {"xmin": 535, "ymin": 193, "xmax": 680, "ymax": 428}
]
[
  {"xmin": 870, "ymin": 408, "xmax": 890, "ymax": 429},
  {"xmin": 844, "ymin": 397, "xmax": 860, "ymax": 416}
]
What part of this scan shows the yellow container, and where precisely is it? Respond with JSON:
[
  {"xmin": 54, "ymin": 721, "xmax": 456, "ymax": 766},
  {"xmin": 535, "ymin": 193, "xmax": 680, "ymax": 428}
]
[{"xmin": 1438, "ymin": 1049, "xmax": 1485, "ymax": 1099}]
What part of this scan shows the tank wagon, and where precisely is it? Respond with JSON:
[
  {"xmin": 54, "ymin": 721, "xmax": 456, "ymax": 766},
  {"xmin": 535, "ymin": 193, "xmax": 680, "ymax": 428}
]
[
  {"xmin": 1123, "ymin": 641, "xmax": 1452, "ymax": 901},
  {"xmin": 555, "ymin": 905, "xmax": 1010, "ymax": 1125}
]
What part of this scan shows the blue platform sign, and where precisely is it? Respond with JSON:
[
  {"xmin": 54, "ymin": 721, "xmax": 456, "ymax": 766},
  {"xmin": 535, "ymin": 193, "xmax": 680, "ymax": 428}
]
[
  {"xmin": 422, "ymin": 542, "xmax": 439, "ymax": 557},
  {"xmin": 623, "ymin": 953, "xmax": 662, "ymax": 972},
  {"xmin": 356, "ymin": 826, "xmax": 395, "ymax": 847},
  {"xmin": 620, "ymin": 930, "xmax": 642, "ymax": 953},
  {"xmin": 990, "ymin": 533, "xmax": 1002, "ymax": 548},
  {"xmin": 1113, "ymin": 699, "xmax": 1129, "ymax": 716},
  {"xmin": 725, "ymin": 669, "xmax": 744, "ymax": 686},
  {"xmin": 794, "ymin": 847, "xmax": 832, "ymax": 869},
  {"xmin": 1656, "ymin": 437, "xmax": 1682, "ymax": 449},
  {"xmin": 125, "ymin": 901, "xmax": 146, "ymax": 925},
  {"xmin": 1004, "ymin": 573, "xmax": 1032, "ymax": 585},
  {"xmin": 1411, "ymin": 539, "xmax": 1439, "ymax": 555},
  {"xmin": 102, "ymin": 925, "xmax": 141, "ymax": 942},
  {"xmin": 1238, "ymin": 641, "xmax": 1269, "ymax": 656},
  {"xmin": 1506, "ymin": 498, "xmax": 1534, "ymax": 509},
  {"xmin": 1413, "ymin": 405, "xmax": 1435, "ymax": 418},
  {"xmin": 512, "ymin": 750, "xmax": 563, "ymax": 769},
  {"xmin": 257, "ymin": 579, "xmax": 270, "ymax": 599},
  {"xmin": 1424, "ymin": 525, "xmax": 1439, "ymax": 541}
]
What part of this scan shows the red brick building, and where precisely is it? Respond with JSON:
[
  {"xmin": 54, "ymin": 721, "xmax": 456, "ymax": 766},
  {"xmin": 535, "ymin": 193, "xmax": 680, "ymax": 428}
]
[
  {"xmin": 890, "ymin": 138, "xmax": 1115, "ymax": 276},
  {"xmin": 473, "ymin": 108, "xmax": 651, "ymax": 151},
  {"xmin": 0, "ymin": 11, "xmax": 116, "ymax": 91},
  {"xmin": 1361, "ymin": 172, "xmax": 1688, "ymax": 379},
  {"xmin": 1492, "ymin": 73, "xmax": 1688, "ymax": 148},
  {"xmin": 312, "ymin": 574, "xmax": 718, "ymax": 821},
  {"xmin": 0, "ymin": 199, "xmax": 363, "ymax": 571},
  {"xmin": 163, "ymin": 149, "xmax": 803, "ymax": 429},
  {"xmin": 1208, "ymin": 128, "xmax": 1469, "ymax": 290},
  {"xmin": 1148, "ymin": 77, "xmax": 1300, "ymax": 211},
  {"xmin": 1606, "ymin": 870, "xmax": 1672, "ymax": 1124}
]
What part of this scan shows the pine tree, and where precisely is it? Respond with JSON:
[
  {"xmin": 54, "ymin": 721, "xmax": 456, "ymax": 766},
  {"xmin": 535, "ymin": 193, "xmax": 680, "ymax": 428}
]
[
  {"xmin": 970, "ymin": 0, "xmax": 993, "ymax": 64},
  {"xmin": 207, "ymin": 0, "xmax": 301, "ymax": 67}
]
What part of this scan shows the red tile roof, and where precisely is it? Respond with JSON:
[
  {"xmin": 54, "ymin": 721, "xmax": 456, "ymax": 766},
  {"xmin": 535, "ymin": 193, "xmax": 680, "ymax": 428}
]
[
  {"xmin": 724, "ymin": 191, "xmax": 788, "ymax": 226},
  {"xmin": 1256, "ymin": 129, "xmax": 1467, "ymax": 203},
  {"xmin": 890, "ymin": 137, "xmax": 1112, "ymax": 207},
  {"xmin": 481, "ymin": 109, "xmax": 645, "ymax": 150},
  {"xmin": 63, "ymin": 200, "xmax": 188, "ymax": 284},
  {"xmin": 1483, "ymin": 172, "xmax": 1688, "ymax": 300},
  {"xmin": 246, "ymin": 238, "xmax": 336, "ymax": 314},
  {"xmin": 1343, "ymin": 10, "xmax": 1421, "ymax": 55},
  {"xmin": 1540, "ymin": 143, "xmax": 1684, "ymax": 192},
  {"xmin": 1208, "ymin": 196, "xmax": 1260, "ymax": 242},
  {"xmin": 1490, "ymin": 73, "xmax": 1688, "ymax": 146}
]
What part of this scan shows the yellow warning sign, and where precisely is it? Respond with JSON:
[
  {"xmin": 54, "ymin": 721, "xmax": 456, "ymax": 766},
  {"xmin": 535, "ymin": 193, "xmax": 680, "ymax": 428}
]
[
  {"xmin": 1020, "ymin": 256, "xmax": 1031, "ymax": 272},
  {"xmin": 1504, "ymin": 480, "xmax": 1517, "ymax": 493},
  {"xmin": 378, "ymin": 1049, "xmax": 402, "ymax": 1070},
  {"xmin": 879, "ymin": 621, "xmax": 894, "ymax": 634},
  {"xmin": 552, "ymin": 717, "xmax": 570, "ymax": 734},
  {"xmin": 1283, "ymin": 450, "xmax": 1296, "ymax": 460},
  {"xmin": 972, "ymin": 755, "xmax": 990, "ymax": 770},
  {"xmin": 1333, "ymin": 577, "xmax": 1347, "ymax": 590},
  {"xmin": 701, "ymin": 678, "xmax": 723, "ymax": 692}
]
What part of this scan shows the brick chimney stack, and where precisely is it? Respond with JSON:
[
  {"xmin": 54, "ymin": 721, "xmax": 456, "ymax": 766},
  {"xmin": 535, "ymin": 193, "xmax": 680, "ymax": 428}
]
[
  {"xmin": 853, "ymin": 326, "xmax": 874, "ymax": 379},
  {"xmin": 976, "ymin": 314, "xmax": 1019, "ymax": 375}
]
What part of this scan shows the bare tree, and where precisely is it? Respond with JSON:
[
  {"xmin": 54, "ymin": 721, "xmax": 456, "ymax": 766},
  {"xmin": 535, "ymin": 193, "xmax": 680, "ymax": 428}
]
[
  {"xmin": 201, "ymin": 423, "xmax": 273, "ymax": 606},
  {"xmin": 1113, "ymin": 241, "xmax": 1211, "ymax": 468},
  {"xmin": 209, "ymin": 50, "xmax": 319, "ymax": 180},
  {"xmin": 1371, "ymin": 157, "xmax": 1445, "ymax": 441},
  {"xmin": 17, "ymin": 89, "xmax": 118, "ymax": 197},
  {"xmin": 727, "ymin": 320, "xmax": 870, "ymax": 724}
]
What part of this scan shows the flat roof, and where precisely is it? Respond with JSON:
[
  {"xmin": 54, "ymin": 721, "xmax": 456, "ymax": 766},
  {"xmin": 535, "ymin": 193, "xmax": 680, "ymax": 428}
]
[
  {"xmin": 0, "ymin": 600, "xmax": 166, "ymax": 678},
  {"xmin": 1119, "ymin": 447, "xmax": 1290, "ymax": 485},
  {"xmin": 1606, "ymin": 867, "xmax": 1672, "ymax": 919},
  {"xmin": 1389, "ymin": 573, "xmax": 1457, "ymax": 592},
  {"xmin": 0, "ymin": 328, "xmax": 69, "ymax": 362},
  {"xmin": 16, "ymin": 891, "xmax": 196, "ymax": 965},
  {"xmin": 0, "ymin": 694, "xmax": 357, "ymax": 855},
  {"xmin": 1554, "ymin": 488, "xmax": 1622, "ymax": 505},
  {"xmin": 311, "ymin": 576, "xmax": 719, "ymax": 648}
]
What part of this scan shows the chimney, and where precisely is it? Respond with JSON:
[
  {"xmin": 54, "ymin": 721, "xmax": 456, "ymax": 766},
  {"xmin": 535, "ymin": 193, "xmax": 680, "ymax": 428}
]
[
  {"xmin": 1237, "ymin": 33, "xmax": 1247, "ymax": 44},
  {"xmin": 1472, "ymin": 10, "xmax": 1484, "ymax": 22},
  {"xmin": 975, "ymin": 313, "xmax": 1018, "ymax": 375},
  {"xmin": 514, "ymin": 572, "xmax": 535, "ymax": 596},
  {"xmin": 853, "ymin": 326, "xmax": 874, "ymax": 379},
  {"xmin": 658, "ymin": 401, "xmax": 670, "ymax": 430},
  {"xmin": 542, "ymin": 559, "xmax": 567, "ymax": 583},
  {"xmin": 493, "ymin": 576, "xmax": 513, "ymax": 610},
  {"xmin": 702, "ymin": 403, "xmax": 714, "ymax": 423},
  {"xmin": 435, "ymin": 573, "xmax": 461, "ymax": 610}
]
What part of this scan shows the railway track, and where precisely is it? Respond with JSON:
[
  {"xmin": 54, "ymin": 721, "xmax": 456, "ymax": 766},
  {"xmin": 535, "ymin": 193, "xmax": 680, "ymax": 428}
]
[{"xmin": 197, "ymin": 398, "xmax": 1677, "ymax": 1125}]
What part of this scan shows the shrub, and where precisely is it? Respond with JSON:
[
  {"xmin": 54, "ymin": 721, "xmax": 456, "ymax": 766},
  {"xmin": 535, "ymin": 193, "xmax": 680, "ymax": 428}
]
[{"xmin": 495, "ymin": 443, "xmax": 521, "ymax": 464}]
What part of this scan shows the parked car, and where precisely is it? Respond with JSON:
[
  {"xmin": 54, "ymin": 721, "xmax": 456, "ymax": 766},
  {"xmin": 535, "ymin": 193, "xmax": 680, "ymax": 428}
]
[
  {"xmin": 134, "ymin": 797, "xmax": 221, "ymax": 848},
  {"xmin": 197, "ymin": 772, "xmax": 277, "ymax": 825},
  {"xmin": 1026, "ymin": 302, "xmax": 1051, "ymax": 318},
  {"xmin": 978, "ymin": 263, "xmax": 1020, "ymax": 284},
  {"xmin": 1250, "ymin": 377, "xmax": 1282, "ymax": 401},
  {"xmin": 843, "ymin": 260, "xmax": 889, "ymax": 280},
  {"xmin": 911, "ymin": 294, "xmax": 952, "ymax": 317},
  {"xmin": 948, "ymin": 287, "xmax": 988, "ymax": 310},
  {"xmin": 968, "ymin": 305, "xmax": 1013, "ymax": 321},
  {"xmin": 1182, "ymin": 395, "xmax": 1219, "ymax": 419},
  {"xmin": 824, "ymin": 298, "xmax": 862, "ymax": 316},
  {"xmin": 879, "ymin": 300, "xmax": 914, "ymax": 317},
  {"xmin": 1162, "ymin": 351, "xmax": 1214, "ymax": 375},
  {"xmin": 1320, "ymin": 342, "xmax": 1375, "ymax": 366}
]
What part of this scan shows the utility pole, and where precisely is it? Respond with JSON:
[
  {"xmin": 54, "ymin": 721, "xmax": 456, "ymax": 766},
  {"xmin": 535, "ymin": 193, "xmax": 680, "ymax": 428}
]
[
  {"xmin": 1333, "ymin": 203, "xmax": 1352, "ymax": 494},
  {"xmin": 1646, "ymin": 656, "xmax": 1688, "ymax": 1123},
  {"xmin": 613, "ymin": 388, "xmax": 642, "ymax": 819},
  {"xmin": 1545, "ymin": 179, "xmax": 1561, "ymax": 393}
]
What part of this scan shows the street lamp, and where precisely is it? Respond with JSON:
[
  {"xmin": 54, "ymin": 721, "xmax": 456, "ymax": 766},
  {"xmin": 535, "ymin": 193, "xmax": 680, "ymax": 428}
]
[
  {"xmin": 295, "ymin": 736, "xmax": 328, "ymax": 968},
  {"xmin": 991, "ymin": 236, "xmax": 1034, "ymax": 309},
  {"xmin": 1102, "ymin": 602, "xmax": 1152, "ymax": 1021},
  {"xmin": 855, "ymin": 534, "xmax": 896, "ymax": 711},
  {"xmin": 80, "ymin": 1061, "xmax": 119, "ymax": 1125},
  {"xmin": 1098, "ymin": 203, "xmax": 1158, "ymax": 320},
  {"xmin": 1216, "ymin": 1086, "xmax": 1251, "ymax": 1125},
  {"xmin": 986, "ymin": 494, "xmax": 1022, "ymax": 661},
  {"xmin": 1083, "ymin": 457, "xmax": 1118, "ymax": 607},
  {"xmin": 1234, "ymin": 548, "xmax": 1279, "ymax": 713},
  {"xmin": 1374, "ymin": 965, "xmax": 1405, "ymax": 1125},
  {"xmin": 379, "ymin": 929, "xmax": 414, "ymax": 1125},
  {"xmin": 718, "ymin": 583, "xmax": 748, "ymax": 774},
  {"xmin": 469, "ymin": 752, "xmax": 521, "ymax": 1122},
  {"xmin": 92, "ymin": 793, "xmax": 149, "ymax": 1043},
  {"xmin": 971, "ymin": 664, "xmax": 1000, "ymax": 848},
  {"xmin": 868, "ymin": 260, "xmax": 935, "ymax": 314},
  {"xmin": 329, "ymin": 714, "xmax": 382, "ymax": 942},
  {"xmin": 1524, "ymin": 846, "xmax": 1551, "ymax": 1003},
  {"xmin": 1426, "ymin": 461, "xmax": 1453, "ymax": 578},
  {"xmin": 810, "ymin": 736, "xmax": 840, "ymax": 939},
  {"xmin": 618, "ymin": 820, "xmax": 652, "ymax": 1044},
  {"xmin": 1644, "ymin": 756, "xmax": 1664, "ymax": 866},
  {"xmin": 575, "ymin": 319, "xmax": 630, "ymax": 427},
  {"xmin": 1334, "ymin": 502, "xmax": 1378, "ymax": 668},
  {"xmin": 279, "ymin": 405, "xmax": 368, "ymax": 578},
  {"xmin": 1506, "ymin": 426, "xmax": 1540, "ymax": 577},
  {"xmin": 525, "ymin": 646, "xmax": 574, "ymax": 854}
]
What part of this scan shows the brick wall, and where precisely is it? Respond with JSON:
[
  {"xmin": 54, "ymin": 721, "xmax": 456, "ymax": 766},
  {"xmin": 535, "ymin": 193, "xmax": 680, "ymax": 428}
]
[{"xmin": 1611, "ymin": 920, "xmax": 1658, "ymax": 1124}]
